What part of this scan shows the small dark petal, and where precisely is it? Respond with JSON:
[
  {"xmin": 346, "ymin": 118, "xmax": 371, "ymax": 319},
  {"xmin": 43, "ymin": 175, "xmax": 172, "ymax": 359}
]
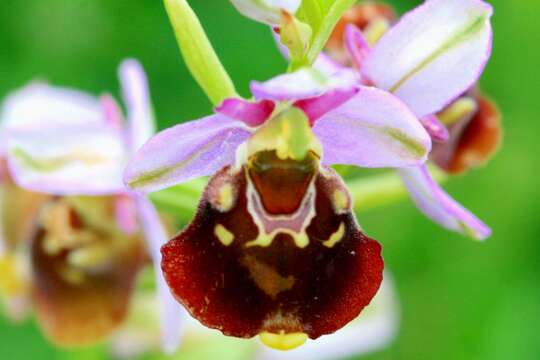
[
  {"xmin": 432, "ymin": 96, "xmax": 502, "ymax": 175},
  {"xmin": 162, "ymin": 154, "xmax": 383, "ymax": 339},
  {"xmin": 31, "ymin": 200, "xmax": 146, "ymax": 346}
]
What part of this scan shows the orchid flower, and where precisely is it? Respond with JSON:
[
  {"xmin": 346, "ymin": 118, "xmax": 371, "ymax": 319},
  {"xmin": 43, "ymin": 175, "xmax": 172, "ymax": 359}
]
[
  {"xmin": 299, "ymin": 0, "xmax": 495, "ymax": 240},
  {"xmin": 125, "ymin": 47, "xmax": 430, "ymax": 347},
  {"xmin": 430, "ymin": 91, "xmax": 501, "ymax": 175},
  {"xmin": 1, "ymin": 60, "xmax": 185, "ymax": 352}
]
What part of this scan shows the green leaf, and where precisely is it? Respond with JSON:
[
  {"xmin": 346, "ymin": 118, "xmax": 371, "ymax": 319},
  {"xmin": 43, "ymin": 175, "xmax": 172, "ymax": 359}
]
[
  {"xmin": 164, "ymin": 0, "xmax": 238, "ymax": 105},
  {"xmin": 296, "ymin": 0, "xmax": 356, "ymax": 66}
]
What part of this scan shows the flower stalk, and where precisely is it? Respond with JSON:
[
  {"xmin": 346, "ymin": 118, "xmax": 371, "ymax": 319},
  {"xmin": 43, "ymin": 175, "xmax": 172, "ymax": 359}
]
[
  {"xmin": 164, "ymin": 0, "xmax": 238, "ymax": 105},
  {"xmin": 297, "ymin": 0, "xmax": 357, "ymax": 66}
]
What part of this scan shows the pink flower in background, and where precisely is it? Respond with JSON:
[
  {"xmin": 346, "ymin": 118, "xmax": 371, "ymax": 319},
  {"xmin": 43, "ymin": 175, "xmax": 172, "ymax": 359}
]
[{"xmin": 1, "ymin": 60, "xmax": 185, "ymax": 352}]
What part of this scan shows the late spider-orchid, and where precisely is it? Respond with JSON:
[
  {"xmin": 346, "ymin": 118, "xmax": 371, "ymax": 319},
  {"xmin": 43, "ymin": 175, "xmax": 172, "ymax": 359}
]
[{"xmin": 125, "ymin": 61, "xmax": 431, "ymax": 348}]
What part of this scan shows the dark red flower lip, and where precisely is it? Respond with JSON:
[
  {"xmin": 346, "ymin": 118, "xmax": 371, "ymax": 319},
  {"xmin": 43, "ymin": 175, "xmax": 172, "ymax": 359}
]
[{"xmin": 161, "ymin": 153, "xmax": 384, "ymax": 342}]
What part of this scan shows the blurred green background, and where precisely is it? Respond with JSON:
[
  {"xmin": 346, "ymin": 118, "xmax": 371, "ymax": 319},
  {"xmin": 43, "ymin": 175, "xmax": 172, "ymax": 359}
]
[{"xmin": 0, "ymin": 0, "xmax": 539, "ymax": 359}]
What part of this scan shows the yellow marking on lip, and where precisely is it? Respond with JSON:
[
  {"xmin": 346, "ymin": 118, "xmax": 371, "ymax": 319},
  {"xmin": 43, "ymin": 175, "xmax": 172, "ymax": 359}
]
[
  {"xmin": 259, "ymin": 331, "xmax": 308, "ymax": 351},
  {"xmin": 322, "ymin": 222, "xmax": 345, "ymax": 248},
  {"xmin": 332, "ymin": 189, "xmax": 349, "ymax": 213},
  {"xmin": 217, "ymin": 183, "xmax": 234, "ymax": 211},
  {"xmin": 214, "ymin": 224, "xmax": 235, "ymax": 246},
  {"xmin": 245, "ymin": 232, "xmax": 309, "ymax": 249},
  {"xmin": 241, "ymin": 255, "xmax": 295, "ymax": 298}
]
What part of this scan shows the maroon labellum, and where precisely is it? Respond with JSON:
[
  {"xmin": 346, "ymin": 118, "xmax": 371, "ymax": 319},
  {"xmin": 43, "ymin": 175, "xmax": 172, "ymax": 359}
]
[{"xmin": 162, "ymin": 151, "xmax": 383, "ymax": 340}]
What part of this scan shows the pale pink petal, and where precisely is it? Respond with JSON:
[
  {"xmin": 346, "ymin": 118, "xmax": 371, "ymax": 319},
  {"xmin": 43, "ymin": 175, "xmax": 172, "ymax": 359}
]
[
  {"xmin": 215, "ymin": 98, "xmax": 275, "ymax": 127},
  {"xmin": 124, "ymin": 114, "xmax": 251, "ymax": 193},
  {"xmin": 119, "ymin": 59, "xmax": 156, "ymax": 152},
  {"xmin": 251, "ymin": 67, "xmax": 356, "ymax": 101},
  {"xmin": 362, "ymin": 0, "xmax": 493, "ymax": 118},
  {"xmin": 100, "ymin": 94, "xmax": 124, "ymax": 130},
  {"xmin": 420, "ymin": 115, "xmax": 449, "ymax": 142},
  {"xmin": 294, "ymin": 86, "xmax": 358, "ymax": 125},
  {"xmin": 345, "ymin": 24, "xmax": 371, "ymax": 71},
  {"xmin": 1, "ymin": 83, "xmax": 104, "ymax": 131},
  {"xmin": 399, "ymin": 165, "xmax": 491, "ymax": 240},
  {"xmin": 114, "ymin": 195, "xmax": 138, "ymax": 234},
  {"xmin": 135, "ymin": 196, "xmax": 188, "ymax": 353},
  {"xmin": 6, "ymin": 124, "xmax": 127, "ymax": 195},
  {"xmin": 313, "ymin": 86, "xmax": 431, "ymax": 168}
]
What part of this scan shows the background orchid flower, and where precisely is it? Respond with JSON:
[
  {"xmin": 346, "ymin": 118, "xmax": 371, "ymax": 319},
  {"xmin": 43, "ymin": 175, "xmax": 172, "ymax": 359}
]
[
  {"xmin": 1, "ymin": 60, "xmax": 186, "ymax": 352},
  {"xmin": 303, "ymin": 0, "xmax": 495, "ymax": 240},
  {"xmin": 431, "ymin": 91, "xmax": 501, "ymax": 175}
]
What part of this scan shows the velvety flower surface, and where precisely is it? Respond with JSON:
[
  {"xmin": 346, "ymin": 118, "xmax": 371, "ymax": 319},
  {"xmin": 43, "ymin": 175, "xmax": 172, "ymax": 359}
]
[
  {"xmin": 161, "ymin": 161, "xmax": 383, "ymax": 339},
  {"xmin": 1, "ymin": 60, "xmax": 185, "ymax": 351},
  {"xmin": 312, "ymin": 0, "xmax": 494, "ymax": 240}
]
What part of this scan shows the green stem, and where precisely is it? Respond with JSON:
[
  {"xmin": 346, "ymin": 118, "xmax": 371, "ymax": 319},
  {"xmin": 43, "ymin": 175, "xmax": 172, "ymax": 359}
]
[{"xmin": 164, "ymin": 0, "xmax": 238, "ymax": 105}]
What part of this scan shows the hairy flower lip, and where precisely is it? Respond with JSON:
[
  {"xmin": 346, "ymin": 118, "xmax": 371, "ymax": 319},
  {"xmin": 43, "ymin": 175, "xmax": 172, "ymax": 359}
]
[{"xmin": 161, "ymin": 164, "xmax": 384, "ymax": 340}]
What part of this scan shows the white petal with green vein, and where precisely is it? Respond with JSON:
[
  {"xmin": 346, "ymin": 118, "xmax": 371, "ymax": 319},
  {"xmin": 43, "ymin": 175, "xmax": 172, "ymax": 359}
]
[
  {"xmin": 7, "ymin": 124, "xmax": 127, "ymax": 195},
  {"xmin": 363, "ymin": 0, "xmax": 493, "ymax": 118}
]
